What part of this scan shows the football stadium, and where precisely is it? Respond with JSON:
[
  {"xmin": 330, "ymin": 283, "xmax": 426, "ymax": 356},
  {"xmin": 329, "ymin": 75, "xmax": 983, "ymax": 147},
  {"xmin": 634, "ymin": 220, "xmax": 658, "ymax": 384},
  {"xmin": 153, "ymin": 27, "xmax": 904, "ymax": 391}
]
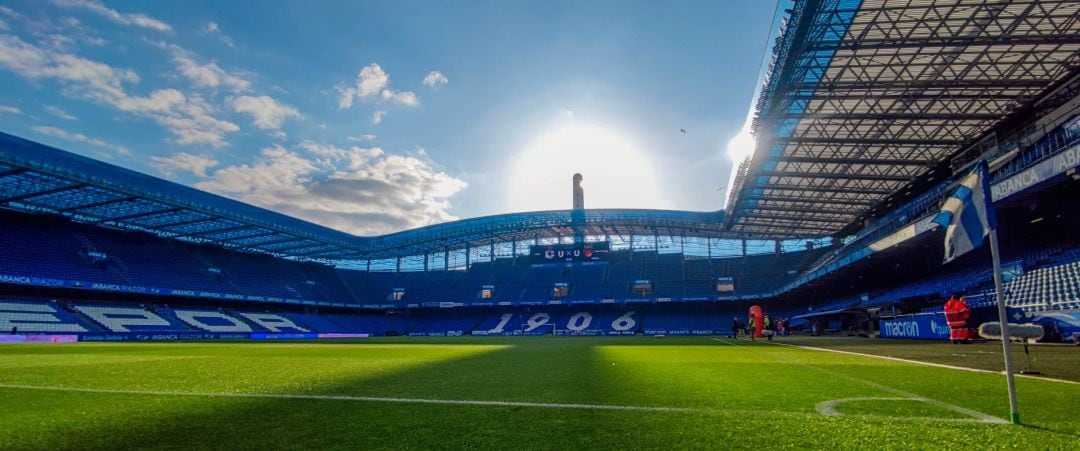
[{"xmin": 2, "ymin": 0, "xmax": 1080, "ymax": 449}]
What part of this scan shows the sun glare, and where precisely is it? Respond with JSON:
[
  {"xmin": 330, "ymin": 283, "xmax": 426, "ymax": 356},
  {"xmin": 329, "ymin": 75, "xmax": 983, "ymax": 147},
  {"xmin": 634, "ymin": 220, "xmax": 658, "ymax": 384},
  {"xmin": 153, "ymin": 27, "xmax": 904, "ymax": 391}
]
[
  {"xmin": 507, "ymin": 123, "xmax": 668, "ymax": 211},
  {"xmin": 726, "ymin": 128, "xmax": 756, "ymax": 162}
]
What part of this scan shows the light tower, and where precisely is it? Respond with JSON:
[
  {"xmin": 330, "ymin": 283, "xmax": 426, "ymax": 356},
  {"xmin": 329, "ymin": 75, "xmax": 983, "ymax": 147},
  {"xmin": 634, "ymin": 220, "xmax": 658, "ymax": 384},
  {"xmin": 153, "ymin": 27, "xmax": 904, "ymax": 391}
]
[
  {"xmin": 572, "ymin": 173, "xmax": 585, "ymax": 243},
  {"xmin": 572, "ymin": 173, "xmax": 584, "ymax": 210}
]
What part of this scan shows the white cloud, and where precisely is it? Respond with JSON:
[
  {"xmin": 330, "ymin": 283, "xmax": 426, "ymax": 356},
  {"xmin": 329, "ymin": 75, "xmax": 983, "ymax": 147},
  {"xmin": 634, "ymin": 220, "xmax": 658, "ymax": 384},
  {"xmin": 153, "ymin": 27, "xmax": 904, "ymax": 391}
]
[
  {"xmin": 53, "ymin": 17, "xmax": 105, "ymax": 48},
  {"xmin": 372, "ymin": 110, "xmax": 386, "ymax": 124},
  {"xmin": 0, "ymin": 33, "xmax": 139, "ymax": 96},
  {"xmin": 44, "ymin": 105, "xmax": 77, "ymax": 120},
  {"xmin": 0, "ymin": 34, "xmax": 239, "ymax": 147},
  {"xmin": 198, "ymin": 145, "xmax": 316, "ymax": 195},
  {"xmin": 52, "ymin": 0, "xmax": 171, "ymax": 33},
  {"xmin": 196, "ymin": 143, "xmax": 466, "ymax": 235},
  {"xmin": 299, "ymin": 141, "xmax": 384, "ymax": 167},
  {"xmin": 150, "ymin": 152, "xmax": 219, "ymax": 177},
  {"xmin": 357, "ymin": 63, "xmax": 390, "ymax": 97},
  {"xmin": 337, "ymin": 63, "xmax": 420, "ymax": 109},
  {"xmin": 204, "ymin": 21, "xmax": 236, "ymax": 48},
  {"xmin": 0, "ymin": 104, "xmax": 21, "ymax": 114},
  {"xmin": 348, "ymin": 134, "xmax": 377, "ymax": 142},
  {"xmin": 422, "ymin": 70, "xmax": 448, "ymax": 87},
  {"xmin": 32, "ymin": 125, "xmax": 130, "ymax": 155},
  {"xmin": 0, "ymin": 8, "xmax": 105, "ymax": 51},
  {"xmin": 171, "ymin": 47, "xmax": 250, "ymax": 92},
  {"xmin": 115, "ymin": 88, "xmax": 239, "ymax": 147},
  {"xmin": 229, "ymin": 95, "xmax": 300, "ymax": 130},
  {"xmin": 380, "ymin": 89, "xmax": 419, "ymax": 106},
  {"xmin": 335, "ymin": 84, "xmax": 355, "ymax": 109}
]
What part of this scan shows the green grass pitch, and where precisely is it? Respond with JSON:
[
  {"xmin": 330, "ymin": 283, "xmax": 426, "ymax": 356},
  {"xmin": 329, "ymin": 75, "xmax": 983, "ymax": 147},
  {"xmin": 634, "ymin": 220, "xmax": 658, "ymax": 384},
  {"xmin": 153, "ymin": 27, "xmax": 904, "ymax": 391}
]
[{"xmin": 1, "ymin": 336, "xmax": 1077, "ymax": 449}]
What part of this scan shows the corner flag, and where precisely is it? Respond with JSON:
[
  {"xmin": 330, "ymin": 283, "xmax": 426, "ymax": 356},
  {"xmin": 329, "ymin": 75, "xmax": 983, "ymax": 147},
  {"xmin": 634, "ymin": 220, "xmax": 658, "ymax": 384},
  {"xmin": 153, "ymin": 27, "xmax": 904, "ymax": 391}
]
[
  {"xmin": 933, "ymin": 161, "xmax": 997, "ymax": 264},
  {"xmin": 934, "ymin": 160, "xmax": 1020, "ymax": 424}
]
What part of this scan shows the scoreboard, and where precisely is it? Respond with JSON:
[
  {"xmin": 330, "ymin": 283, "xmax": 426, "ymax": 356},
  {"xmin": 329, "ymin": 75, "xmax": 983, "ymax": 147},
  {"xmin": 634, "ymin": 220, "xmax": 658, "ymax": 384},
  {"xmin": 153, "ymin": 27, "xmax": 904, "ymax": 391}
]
[{"xmin": 530, "ymin": 242, "xmax": 610, "ymax": 263}]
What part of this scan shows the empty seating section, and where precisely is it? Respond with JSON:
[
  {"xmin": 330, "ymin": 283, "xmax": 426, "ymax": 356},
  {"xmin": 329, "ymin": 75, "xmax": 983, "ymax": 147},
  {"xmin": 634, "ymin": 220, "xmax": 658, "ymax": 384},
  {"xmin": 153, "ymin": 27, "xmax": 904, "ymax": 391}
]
[
  {"xmin": 407, "ymin": 312, "xmax": 484, "ymax": 336},
  {"xmin": 1, "ymin": 211, "xmax": 851, "ymax": 307},
  {"xmin": 875, "ymin": 245, "xmax": 1080, "ymax": 311},
  {"xmin": 82, "ymin": 227, "xmax": 236, "ymax": 294},
  {"xmin": 0, "ymin": 215, "xmax": 123, "ymax": 284},
  {"xmin": 294, "ymin": 264, "xmax": 354, "ymax": 303},
  {"xmin": 154, "ymin": 308, "xmax": 250, "ymax": 332},
  {"xmin": 607, "ymin": 254, "xmax": 644, "ymax": 285},
  {"xmin": 0, "ymin": 213, "xmax": 355, "ymax": 304},
  {"xmin": 646, "ymin": 254, "xmax": 683, "ymax": 298},
  {"xmin": 811, "ymin": 244, "xmax": 1080, "ymax": 315},
  {"xmin": 1003, "ymin": 260, "xmax": 1080, "ymax": 311},
  {"xmin": 647, "ymin": 254, "xmax": 684, "ymax": 281},
  {"xmin": 0, "ymin": 300, "xmax": 90, "ymax": 333},
  {"xmin": 204, "ymin": 252, "xmax": 317, "ymax": 300},
  {"xmin": 337, "ymin": 270, "xmax": 379, "ymax": 302},
  {"xmin": 524, "ymin": 265, "xmax": 565, "ymax": 287},
  {"xmin": 725, "ymin": 251, "xmax": 826, "ymax": 294},
  {"xmin": 871, "ymin": 266, "xmax": 991, "ymax": 305},
  {"xmin": 73, "ymin": 304, "xmax": 194, "ymax": 332},
  {"xmin": 643, "ymin": 311, "xmax": 722, "ymax": 335},
  {"xmin": 1, "ymin": 298, "xmax": 801, "ymax": 337},
  {"xmin": 641, "ymin": 305, "xmax": 743, "ymax": 335},
  {"xmin": 276, "ymin": 313, "xmax": 347, "ymax": 333},
  {"xmin": 320, "ymin": 314, "xmax": 382, "ymax": 334}
]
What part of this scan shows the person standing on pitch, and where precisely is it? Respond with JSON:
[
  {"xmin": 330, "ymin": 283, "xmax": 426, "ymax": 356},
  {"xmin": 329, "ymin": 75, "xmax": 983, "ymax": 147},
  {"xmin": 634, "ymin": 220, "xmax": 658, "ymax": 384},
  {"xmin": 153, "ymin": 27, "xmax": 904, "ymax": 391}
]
[
  {"xmin": 748, "ymin": 315, "xmax": 756, "ymax": 341},
  {"xmin": 730, "ymin": 317, "xmax": 739, "ymax": 339}
]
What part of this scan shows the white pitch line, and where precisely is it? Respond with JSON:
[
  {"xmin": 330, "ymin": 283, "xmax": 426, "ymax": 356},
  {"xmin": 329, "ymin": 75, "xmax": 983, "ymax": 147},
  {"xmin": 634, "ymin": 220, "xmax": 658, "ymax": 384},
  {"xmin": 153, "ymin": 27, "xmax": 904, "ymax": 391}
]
[
  {"xmin": 0, "ymin": 382, "xmax": 1005, "ymax": 425},
  {"xmin": 814, "ymin": 397, "xmax": 1002, "ymax": 424},
  {"xmin": 753, "ymin": 342, "xmax": 1008, "ymax": 424},
  {"xmin": 708, "ymin": 337, "xmax": 736, "ymax": 345},
  {"xmin": 768, "ymin": 341, "xmax": 1080, "ymax": 385},
  {"xmin": 0, "ymin": 383, "xmax": 800, "ymax": 417}
]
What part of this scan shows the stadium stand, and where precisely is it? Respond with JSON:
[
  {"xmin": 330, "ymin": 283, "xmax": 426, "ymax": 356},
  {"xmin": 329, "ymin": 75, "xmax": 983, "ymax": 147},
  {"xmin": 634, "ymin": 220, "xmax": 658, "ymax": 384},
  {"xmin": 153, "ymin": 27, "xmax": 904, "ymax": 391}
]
[
  {"xmin": 1, "ymin": 48, "xmax": 1079, "ymax": 340},
  {"xmin": 0, "ymin": 296, "xmax": 786, "ymax": 337},
  {"xmin": 72, "ymin": 304, "xmax": 190, "ymax": 333},
  {"xmin": 0, "ymin": 300, "xmax": 90, "ymax": 333},
  {"xmin": 1003, "ymin": 259, "xmax": 1080, "ymax": 311}
]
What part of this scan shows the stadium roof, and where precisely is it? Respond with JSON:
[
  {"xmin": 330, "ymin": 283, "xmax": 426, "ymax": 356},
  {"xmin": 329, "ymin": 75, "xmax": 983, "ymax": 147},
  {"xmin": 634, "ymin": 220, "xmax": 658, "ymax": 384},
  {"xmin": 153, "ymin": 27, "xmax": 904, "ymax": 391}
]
[
  {"xmin": 0, "ymin": 132, "xmax": 729, "ymax": 261},
  {"xmin": 725, "ymin": 0, "xmax": 1080, "ymax": 238}
]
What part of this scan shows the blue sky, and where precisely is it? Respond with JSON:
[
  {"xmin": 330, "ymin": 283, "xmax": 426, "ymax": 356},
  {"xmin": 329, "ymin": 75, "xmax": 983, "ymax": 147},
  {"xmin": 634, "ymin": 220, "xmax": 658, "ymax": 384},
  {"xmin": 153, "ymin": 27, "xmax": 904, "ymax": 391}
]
[{"xmin": 0, "ymin": 0, "xmax": 777, "ymax": 235}]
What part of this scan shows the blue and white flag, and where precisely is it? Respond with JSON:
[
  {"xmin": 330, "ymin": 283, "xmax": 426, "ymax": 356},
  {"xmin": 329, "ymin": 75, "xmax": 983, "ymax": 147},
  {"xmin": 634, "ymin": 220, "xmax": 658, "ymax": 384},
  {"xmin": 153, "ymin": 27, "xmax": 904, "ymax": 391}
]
[{"xmin": 933, "ymin": 161, "xmax": 997, "ymax": 264}]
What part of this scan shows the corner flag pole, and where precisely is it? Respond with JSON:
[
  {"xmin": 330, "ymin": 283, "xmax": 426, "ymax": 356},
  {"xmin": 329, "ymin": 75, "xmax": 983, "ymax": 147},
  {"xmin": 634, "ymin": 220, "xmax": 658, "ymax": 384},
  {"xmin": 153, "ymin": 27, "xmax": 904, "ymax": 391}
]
[{"xmin": 988, "ymin": 228, "xmax": 1020, "ymax": 424}]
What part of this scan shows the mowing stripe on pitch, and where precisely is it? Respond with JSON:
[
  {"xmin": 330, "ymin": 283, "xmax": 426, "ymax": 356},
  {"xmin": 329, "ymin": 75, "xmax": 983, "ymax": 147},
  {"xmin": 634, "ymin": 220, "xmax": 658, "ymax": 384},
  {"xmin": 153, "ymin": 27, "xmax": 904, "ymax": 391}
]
[
  {"xmin": 0, "ymin": 383, "xmax": 792, "ymax": 417},
  {"xmin": 0, "ymin": 383, "xmax": 1010, "ymax": 425}
]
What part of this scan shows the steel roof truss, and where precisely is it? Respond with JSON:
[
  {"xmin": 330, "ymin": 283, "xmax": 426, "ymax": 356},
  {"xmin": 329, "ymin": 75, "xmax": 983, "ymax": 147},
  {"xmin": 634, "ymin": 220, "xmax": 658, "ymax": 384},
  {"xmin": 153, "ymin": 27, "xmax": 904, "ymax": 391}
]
[{"xmin": 92, "ymin": 206, "xmax": 183, "ymax": 224}]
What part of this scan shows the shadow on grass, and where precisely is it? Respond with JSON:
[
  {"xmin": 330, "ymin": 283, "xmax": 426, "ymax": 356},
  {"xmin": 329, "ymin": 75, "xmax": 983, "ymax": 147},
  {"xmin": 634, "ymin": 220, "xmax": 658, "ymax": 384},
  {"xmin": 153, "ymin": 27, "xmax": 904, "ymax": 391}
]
[
  {"xmin": 4, "ymin": 338, "xmax": 615, "ymax": 449},
  {"xmin": 4, "ymin": 336, "xmax": 1079, "ymax": 449}
]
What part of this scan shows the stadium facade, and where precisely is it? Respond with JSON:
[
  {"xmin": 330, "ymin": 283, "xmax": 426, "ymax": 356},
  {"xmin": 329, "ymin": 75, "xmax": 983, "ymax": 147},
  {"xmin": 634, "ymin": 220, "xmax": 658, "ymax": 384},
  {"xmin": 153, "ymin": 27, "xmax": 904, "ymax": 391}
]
[{"xmin": 2, "ymin": 0, "xmax": 1079, "ymax": 341}]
